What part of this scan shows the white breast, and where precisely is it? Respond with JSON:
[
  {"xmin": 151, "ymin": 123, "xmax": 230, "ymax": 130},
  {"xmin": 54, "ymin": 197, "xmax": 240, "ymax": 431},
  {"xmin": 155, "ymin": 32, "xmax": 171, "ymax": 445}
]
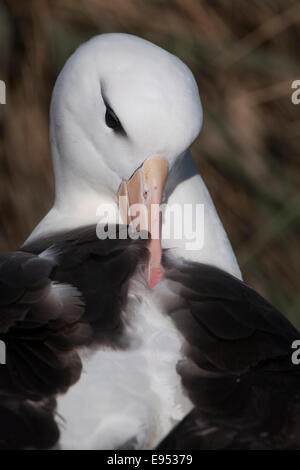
[{"xmin": 55, "ymin": 281, "xmax": 192, "ymax": 450}]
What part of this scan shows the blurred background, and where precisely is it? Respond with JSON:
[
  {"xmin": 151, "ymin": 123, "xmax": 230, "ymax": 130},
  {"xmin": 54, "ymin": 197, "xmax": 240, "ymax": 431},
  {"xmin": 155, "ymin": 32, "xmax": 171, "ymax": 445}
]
[{"xmin": 0, "ymin": 0, "xmax": 299, "ymax": 326}]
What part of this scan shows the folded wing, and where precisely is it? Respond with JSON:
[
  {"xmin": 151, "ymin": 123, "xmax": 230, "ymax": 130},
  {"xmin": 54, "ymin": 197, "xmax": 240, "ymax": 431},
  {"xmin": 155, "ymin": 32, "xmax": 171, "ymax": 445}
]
[
  {"xmin": 158, "ymin": 255, "xmax": 300, "ymax": 450},
  {"xmin": 0, "ymin": 225, "xmax": 149, "ymax": 449}
]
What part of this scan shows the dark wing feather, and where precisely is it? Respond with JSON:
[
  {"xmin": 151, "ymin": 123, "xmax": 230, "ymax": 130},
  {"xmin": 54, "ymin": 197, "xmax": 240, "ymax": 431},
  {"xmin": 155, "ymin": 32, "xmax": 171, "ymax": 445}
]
[
  {"xmin": 0, "ymin": 250, "xmax": 84, "ymax": 449},
  {"xmin": 158, "ymin": 255, "xmax": 300, "ymax": 450},
  {"xmin": 23, "ymin": 225, "xmax": 150, "ymax": 346},
  {"xmin": 0, "ymin": 224, "xmax": 149, "ymax": 449}
]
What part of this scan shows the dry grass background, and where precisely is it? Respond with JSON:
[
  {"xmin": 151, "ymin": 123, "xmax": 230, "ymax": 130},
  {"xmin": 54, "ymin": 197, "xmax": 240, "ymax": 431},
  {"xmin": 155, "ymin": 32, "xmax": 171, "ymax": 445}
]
[{"xmin": 0, "ymin": 0, "xmax": 299, "ymax": 325}]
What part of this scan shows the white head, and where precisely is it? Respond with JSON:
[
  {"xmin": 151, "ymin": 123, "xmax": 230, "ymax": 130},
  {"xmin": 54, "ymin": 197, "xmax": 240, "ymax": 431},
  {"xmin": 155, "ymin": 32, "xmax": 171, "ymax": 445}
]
[
  {"xmin": 50, "ymin": 33, "xmax": 202, "ymax": 214},
  {"xmin": 49, "ymin": 33, "xmax": 203, "ymax": 286}
]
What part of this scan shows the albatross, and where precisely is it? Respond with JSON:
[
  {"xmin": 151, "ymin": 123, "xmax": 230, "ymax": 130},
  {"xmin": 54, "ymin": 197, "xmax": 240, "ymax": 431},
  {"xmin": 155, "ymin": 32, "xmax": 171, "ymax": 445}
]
[{"xmin": 0, "ymin": 33, "xmax": 300, "ymax": 450}]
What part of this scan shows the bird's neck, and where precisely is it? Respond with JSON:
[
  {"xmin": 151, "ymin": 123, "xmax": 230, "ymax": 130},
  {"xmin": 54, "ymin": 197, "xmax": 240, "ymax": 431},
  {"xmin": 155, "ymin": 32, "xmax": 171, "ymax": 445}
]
[
  {"xmin": 26, "ymin": 148, "xmax": 241, "ymax": 280},
  {"xmin": 25, "ymin": 144, "xmax": 120, "ymax": 244},
  {"xmin": 161, "ymin": 152, "xmax": 242, "ymax": 279}
]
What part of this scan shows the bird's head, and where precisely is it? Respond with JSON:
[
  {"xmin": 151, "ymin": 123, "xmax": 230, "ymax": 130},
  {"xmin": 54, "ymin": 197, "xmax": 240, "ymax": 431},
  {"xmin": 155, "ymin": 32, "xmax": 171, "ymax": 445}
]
[{"xmin": 50, "ymin": 33, "xmax": 203, "ymax": 286}]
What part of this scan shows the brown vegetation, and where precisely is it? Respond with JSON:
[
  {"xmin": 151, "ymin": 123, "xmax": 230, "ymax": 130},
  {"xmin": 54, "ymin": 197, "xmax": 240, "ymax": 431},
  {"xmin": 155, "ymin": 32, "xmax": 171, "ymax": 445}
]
[{"xmin": 0, "ymin": 0, "xmax": 299, "ymax": 325}]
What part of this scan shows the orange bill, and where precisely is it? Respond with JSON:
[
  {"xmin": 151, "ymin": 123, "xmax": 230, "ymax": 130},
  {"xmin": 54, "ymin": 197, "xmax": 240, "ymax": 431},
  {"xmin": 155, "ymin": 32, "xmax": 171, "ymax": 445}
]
[{"xmin": 118, "ymin": 156, "xmax": 169, "ymax": 288}]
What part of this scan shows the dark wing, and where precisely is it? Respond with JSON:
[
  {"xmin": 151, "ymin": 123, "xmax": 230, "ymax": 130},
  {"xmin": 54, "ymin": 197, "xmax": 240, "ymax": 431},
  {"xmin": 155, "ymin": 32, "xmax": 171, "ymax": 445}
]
[
  {"xmin": 158, "ymin": 255, "xmax": 300, "ymax": 450},
  {"xmin": 0, "ymin": 250, "xmax": 84, "ymax": 449},
  {"xmin": 0, "ymin": 225, "xmax": 149, "ymax": 449},
  {"xmin": 23, "ymin": 225, "xmax": 149, "ymax": 346}
]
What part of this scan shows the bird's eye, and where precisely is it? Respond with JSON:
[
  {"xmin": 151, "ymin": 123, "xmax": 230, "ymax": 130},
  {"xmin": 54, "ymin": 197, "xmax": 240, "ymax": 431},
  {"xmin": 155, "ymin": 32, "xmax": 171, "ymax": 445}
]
[{"xmin": 105, "ymin": 104, "xmax": 125, "ymax": 134}]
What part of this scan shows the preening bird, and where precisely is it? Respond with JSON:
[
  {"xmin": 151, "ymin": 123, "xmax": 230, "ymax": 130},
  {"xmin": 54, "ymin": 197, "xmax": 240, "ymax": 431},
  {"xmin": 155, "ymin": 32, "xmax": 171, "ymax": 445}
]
[{"xmin": 0, "ymin": 33, "xmax": 299, "ymax": 450}]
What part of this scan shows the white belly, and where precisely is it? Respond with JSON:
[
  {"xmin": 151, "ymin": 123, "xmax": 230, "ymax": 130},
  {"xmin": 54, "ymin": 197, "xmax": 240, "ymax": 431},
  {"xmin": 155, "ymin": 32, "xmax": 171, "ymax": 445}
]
[{"xmin": 55, "ymin": 283, "xmax": 192, "ymax": 449}]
